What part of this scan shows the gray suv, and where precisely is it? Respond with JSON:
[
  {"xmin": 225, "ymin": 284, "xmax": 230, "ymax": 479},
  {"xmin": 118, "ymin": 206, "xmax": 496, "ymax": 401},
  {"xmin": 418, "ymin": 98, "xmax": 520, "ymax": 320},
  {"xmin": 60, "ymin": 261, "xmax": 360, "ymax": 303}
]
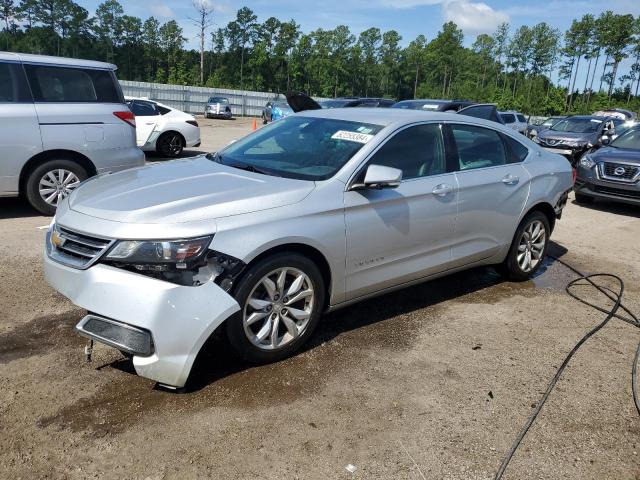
[
  {"xmin": 575, "ymin": 126, "xmax": 640, "ymax": 206},
  {"xmin": 0, "ymin": 52, "xmax": 144, "ymax": 215}
]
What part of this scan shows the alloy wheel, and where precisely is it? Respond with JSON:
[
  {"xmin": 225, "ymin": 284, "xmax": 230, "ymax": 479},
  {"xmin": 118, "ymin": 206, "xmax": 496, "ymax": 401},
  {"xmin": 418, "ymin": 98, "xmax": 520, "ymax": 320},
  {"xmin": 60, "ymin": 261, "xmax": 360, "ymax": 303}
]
[
  {"xmin": 517, "ymin": 219, "xmax": 546, "ymax": 273},
  {"xmin": 160, "ymin": 134, "xmax": 183, "ymax": 156},
  {"xmin": 243, "ymin": 267, "xmax": 315, "ymax": 350},
  {"xmin": 38, "ymin": 169, "xmax": 81, "ymax": 206}
]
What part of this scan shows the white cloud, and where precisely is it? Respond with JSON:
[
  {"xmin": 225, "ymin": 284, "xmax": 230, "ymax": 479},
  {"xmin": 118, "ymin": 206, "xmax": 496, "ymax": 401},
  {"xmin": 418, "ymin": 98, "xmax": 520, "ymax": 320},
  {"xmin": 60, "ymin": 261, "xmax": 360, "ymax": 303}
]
[
  {"xmin": 150, "ymin": 4, "xmax": 176, "ymax": 18},
  {"xmin": 442, "ymin": 0, "xmax": 509, "ymax": 34}
]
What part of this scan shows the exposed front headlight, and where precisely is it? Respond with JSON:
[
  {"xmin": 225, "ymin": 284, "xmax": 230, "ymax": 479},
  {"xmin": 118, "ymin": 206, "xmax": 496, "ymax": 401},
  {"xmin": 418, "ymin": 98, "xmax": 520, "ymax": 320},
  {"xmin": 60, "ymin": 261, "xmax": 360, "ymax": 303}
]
[
  {"xmin": 579, "ymin": 155, "xmax": 596, "ymax": 169},
  {"xmin": 105, "ymin": 236, "xmax": 213, "ymax": 270},
  {"xmin": 533, "ymin": 136, "xmax": 541, "ymax": 144}
]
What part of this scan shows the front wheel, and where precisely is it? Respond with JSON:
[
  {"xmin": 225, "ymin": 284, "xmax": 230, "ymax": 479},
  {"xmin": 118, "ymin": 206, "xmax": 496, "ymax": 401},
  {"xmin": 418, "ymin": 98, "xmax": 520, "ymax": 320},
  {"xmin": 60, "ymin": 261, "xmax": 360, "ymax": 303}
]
[
  {"xmin": 499, "ymin": 211, "xmax": 550, "ymax": 281},
  {"xmin": 156, "ymin": 132, "xmax": 184, "ymax": 158},
  {"xmin": 25, "ymin": 160, "xmax": 88, "ymax": 215},
  {"xmin": 226, "ymin": 253, "xmax": 325, "ymax": 364}
]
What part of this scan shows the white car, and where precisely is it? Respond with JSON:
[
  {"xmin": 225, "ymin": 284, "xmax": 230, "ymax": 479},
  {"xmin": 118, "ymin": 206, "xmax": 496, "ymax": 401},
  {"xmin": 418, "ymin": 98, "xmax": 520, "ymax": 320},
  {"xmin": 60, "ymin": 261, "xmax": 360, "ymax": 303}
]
[
  {"xmin": 125, "ymin": 97, "xmax": 201, "ymax": 157},
  {"xmin": 500, "ymin": 111, "xmax": 528, "ymax": 135}
]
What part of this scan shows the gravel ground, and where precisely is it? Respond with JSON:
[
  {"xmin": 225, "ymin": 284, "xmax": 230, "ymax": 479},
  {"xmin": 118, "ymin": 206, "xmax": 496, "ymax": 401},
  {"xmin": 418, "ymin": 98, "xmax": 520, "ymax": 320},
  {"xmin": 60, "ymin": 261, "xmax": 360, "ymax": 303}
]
[{"xmin": 1, "ymin": 118, "xmax": 639, "ymax": 479}]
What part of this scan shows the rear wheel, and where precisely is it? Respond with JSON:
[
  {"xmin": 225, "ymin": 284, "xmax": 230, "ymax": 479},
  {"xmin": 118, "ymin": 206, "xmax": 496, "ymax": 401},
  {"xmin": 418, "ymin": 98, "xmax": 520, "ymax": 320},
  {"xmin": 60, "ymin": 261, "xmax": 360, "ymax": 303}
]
[
  {"xmin": 262, "ymin": 114, "xmax": 268, "ymax": 125},
  {"xmin": 156, "ymin": 132, "xmax": 184, "ymax": 158},
  {"xmin": 226, "ymin": 253, "xmax": 325, "ymax": 364},
  {"xmin": 499, "ymin": 211, "xmax": 550, "ymax": 281},
  {"xmin": 574, "ymin": 192, "xmax": 594, "ymax": 204},
  {"xmin": 25, "ymin": 159, "xmax": 88, "ymax": 215}
]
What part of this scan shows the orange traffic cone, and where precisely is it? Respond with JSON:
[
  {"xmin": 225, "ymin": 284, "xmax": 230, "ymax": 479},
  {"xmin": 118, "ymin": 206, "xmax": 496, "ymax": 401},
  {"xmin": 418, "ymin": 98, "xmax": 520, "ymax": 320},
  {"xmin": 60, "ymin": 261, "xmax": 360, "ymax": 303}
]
[{"xmin": 251, "ymin": 118, "xmax": 257, "ymax": 131}]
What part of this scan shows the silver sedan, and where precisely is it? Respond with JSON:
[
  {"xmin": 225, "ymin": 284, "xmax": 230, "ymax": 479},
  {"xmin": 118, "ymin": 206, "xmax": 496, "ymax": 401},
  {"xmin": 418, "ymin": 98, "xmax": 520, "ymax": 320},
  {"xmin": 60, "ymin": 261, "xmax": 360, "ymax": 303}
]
[{"xmin": 44, "ymin": 108, "xmax": 573, "ymax": 388}]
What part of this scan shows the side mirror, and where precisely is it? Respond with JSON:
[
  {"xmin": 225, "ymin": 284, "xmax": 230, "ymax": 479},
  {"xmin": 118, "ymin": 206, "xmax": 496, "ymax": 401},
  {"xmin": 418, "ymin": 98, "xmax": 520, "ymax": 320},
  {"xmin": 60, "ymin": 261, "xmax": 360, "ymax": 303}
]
[
  {"xmin": 600, "ymin": 136, "xmax": 611, "ymax": 146},
  {"xmin": 353, "ymin": 164, "xmax": 402, "ymax": 190}
]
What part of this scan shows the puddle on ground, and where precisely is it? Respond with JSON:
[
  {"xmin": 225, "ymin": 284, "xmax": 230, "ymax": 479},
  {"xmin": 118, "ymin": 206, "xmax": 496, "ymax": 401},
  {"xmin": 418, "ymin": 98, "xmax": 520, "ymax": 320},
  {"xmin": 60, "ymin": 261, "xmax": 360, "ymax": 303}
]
[
  {"xmin": 34, "ymin": 258, "xmax": 579, "ymax": 436},
  {"xmin": 0, "ymin": 310, "xmax": 85, "ymax": 364}
]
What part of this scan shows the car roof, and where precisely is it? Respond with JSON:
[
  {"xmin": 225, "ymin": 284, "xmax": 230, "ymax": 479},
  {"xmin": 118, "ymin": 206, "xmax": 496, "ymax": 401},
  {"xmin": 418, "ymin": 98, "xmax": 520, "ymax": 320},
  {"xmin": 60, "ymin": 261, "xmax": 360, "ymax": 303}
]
[
  {"xmin": 0, "ymin": 51, "xmax": 117, "ymax": 70},
  {"xmin": 296, "ymin": 107, "xmax": 513, "ymax": 131}
]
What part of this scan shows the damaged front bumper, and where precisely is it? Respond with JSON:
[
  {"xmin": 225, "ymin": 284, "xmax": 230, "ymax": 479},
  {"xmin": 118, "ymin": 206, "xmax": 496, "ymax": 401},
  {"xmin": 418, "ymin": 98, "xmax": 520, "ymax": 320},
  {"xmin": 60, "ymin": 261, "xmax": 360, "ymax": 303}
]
[{"xmin": 44, "ymin": 253, "xmax": 240, "ymax": 388}]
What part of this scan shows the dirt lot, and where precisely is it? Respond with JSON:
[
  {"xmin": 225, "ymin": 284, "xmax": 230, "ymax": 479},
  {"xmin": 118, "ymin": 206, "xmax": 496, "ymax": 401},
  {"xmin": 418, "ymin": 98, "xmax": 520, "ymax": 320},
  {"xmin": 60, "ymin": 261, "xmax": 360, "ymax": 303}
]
[{"xmin": 1, "ymin": 118, "xmax": 639, "ymax": 479}]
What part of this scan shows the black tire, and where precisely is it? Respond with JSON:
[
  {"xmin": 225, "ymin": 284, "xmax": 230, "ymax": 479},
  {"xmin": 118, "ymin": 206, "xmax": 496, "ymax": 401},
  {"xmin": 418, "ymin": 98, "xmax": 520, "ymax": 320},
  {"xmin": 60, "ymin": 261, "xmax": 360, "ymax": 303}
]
[
  {"xmin": 156, "ymin": 132, "xmax": 184, "ymax": 158},
  {"xmin": 226, "ymin": 253, "xmax": 325, "ymax": 364},
  {"xmin": 262, "ymin": 114, "xmax": 268, "ymax": 125},
  {"xmin": 499, "ymin": 211, "xmax": 551, "ymax": 282},
  {"xmin": 25, "ymin": 159, "xmax": 88, "ymax": 216},
  {"xmin": 574, "ymin": 192, "xmax": 594, "ymax": 204}
]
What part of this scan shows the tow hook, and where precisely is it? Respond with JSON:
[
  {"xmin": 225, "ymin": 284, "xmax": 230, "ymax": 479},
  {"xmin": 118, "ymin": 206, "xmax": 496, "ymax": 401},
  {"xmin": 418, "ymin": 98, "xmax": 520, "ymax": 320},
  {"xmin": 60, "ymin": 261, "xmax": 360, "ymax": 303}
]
[{"xmin": 84, "ymin": 339, "xmax": 93, "ymax": 362}]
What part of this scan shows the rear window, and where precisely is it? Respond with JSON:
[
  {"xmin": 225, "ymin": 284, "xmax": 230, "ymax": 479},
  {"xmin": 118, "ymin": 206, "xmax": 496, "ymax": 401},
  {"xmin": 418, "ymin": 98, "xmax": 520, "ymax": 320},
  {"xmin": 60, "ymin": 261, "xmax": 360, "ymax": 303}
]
[
  {"xmin": 0, "ymin": 62, "xmax": 31, "ymax": 103},
  {"xmin": 24, "ymin": 64, "xmax": 122, "ymax": 103}
]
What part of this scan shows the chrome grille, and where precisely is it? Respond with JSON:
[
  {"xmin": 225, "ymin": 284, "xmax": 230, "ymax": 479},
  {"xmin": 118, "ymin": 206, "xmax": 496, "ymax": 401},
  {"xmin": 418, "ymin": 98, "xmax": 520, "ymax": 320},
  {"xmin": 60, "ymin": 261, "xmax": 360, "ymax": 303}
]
[
  {"xmin": 600, "ymin": 162, "xmax": 640, "ymax": 182},
  {"xmin": 47, "ymin": 225, "xmax": 114, "ymax": 269}
]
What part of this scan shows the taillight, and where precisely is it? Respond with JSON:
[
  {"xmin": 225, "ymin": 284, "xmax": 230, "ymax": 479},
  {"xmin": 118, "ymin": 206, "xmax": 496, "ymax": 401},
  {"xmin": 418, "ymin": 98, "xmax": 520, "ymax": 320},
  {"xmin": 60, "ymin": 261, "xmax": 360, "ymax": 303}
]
[
  {"xmin": 114, "ymin": 111, "xmax": 136, "ymax": 128},
  {"xmin": 572, "ymin": 168, "xmax": 577, "ymax": 184},
  {"xmin": 186, "ymin": 120, "xmax": 198, "ymax": 127}
]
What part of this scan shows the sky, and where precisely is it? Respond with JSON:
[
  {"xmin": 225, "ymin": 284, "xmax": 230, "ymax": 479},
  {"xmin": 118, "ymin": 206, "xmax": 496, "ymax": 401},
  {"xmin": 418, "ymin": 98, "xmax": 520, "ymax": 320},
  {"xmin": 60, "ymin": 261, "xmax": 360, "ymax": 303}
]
[{"xmin": 79, "ymin": 0, "xmax": 640, "ymax": 88}]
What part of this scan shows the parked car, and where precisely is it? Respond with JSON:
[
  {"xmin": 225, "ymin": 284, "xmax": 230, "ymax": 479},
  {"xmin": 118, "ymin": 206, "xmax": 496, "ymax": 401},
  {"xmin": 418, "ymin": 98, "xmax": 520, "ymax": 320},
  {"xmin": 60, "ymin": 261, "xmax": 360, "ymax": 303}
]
[
  {"xmin": 533, "ymin": 115, "xmax": 626, "ymax": 165},
  {"xmin": 262, "ymin": 100, "xmax": 293, "ymax": 123},
  {"xmin": 574, "ymin": 125, "xmax": 640, "ymax": 206},
  {"xmin": 526, "ymin": 116, "xmax": 566, "ymax": 139},
  {"xmin": 204, "ymin": 96, "xmax": 232, "ymax": 119},
  {"xmin": 0, "ymin": 51, "xmax": 144, "ymax": 215},
  {"xmin": 44, "ymin": 106, "xmax": 572, "ymax": 389},
  {"xmin": 321, "ymin": 97, "xmax": 396, "ymax": 108},
  {"xmin": 125, "ymin": 97, "xmax": 200, "ymax": 158},
  {"xmin": 392, "ymin": 99, "xmax": 475, "ymax": 112},
  {"xmin": 500, "ymin": 111, "xmax": 528, "ymax": 134}
]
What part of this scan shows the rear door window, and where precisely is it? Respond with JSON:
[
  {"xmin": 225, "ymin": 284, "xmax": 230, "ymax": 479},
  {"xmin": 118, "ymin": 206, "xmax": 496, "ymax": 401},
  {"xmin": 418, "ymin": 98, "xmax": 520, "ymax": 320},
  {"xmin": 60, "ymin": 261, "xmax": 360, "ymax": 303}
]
[
  {"xmin": 24, "ymin": 64, "xmax": 122, "ymax": 103},
  {"xmin": 517, "ymin": 114, "xmax": 527, "ymax": 123},
  {"xmin": 501, "ymin": 113, "xmax": 516, "ymax": 124},
  {"xmin": 0, "ymin": 62, "xmax": 31, "ymax": 103},
  {"xmin": 450, "ymin": 124, "xmax": 507, "ymax": 170}
]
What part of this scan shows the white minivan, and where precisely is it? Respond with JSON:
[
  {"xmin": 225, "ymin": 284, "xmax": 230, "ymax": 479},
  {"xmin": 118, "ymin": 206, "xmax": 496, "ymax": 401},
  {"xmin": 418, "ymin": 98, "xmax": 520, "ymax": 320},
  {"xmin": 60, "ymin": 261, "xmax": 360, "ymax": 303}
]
[{"xmin": 0, "ymin": 52, "xmax": 144, "ymax": 215}]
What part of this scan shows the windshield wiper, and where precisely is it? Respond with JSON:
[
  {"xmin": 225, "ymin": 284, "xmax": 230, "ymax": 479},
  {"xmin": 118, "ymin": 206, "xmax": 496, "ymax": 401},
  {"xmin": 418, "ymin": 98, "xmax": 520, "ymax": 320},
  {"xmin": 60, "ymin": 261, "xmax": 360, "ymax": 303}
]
[{"xmin": 227, "ymin": 162, "xmax": 275, "ymax": 175}]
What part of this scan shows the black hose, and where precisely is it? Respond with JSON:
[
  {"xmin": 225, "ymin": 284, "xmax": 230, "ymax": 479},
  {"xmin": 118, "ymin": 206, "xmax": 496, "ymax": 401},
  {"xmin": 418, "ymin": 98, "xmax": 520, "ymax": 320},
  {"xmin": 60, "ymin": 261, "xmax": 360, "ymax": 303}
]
[{"xmin": 495, "ymin": 256, "xmax": 640, "ymax": 480}]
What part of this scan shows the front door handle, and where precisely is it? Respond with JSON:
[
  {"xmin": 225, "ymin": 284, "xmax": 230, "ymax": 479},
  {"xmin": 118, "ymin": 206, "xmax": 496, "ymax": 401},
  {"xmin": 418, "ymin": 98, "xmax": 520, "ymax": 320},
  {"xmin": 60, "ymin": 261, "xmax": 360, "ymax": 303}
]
[
  {"xmin": 502, "ymin": 174, "xmax": 519, "ymax": 185},
  {"xmin": 432, "ymin": 184, "xmax": 453, "ymax": 196}
]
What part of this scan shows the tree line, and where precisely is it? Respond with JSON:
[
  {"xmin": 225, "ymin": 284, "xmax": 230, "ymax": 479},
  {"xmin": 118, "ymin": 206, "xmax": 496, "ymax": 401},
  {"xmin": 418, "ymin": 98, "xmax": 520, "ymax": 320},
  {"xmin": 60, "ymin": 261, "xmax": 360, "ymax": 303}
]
[{"xmin": 1, "ymin": 0, "xmax": 639, "ymax": 115}]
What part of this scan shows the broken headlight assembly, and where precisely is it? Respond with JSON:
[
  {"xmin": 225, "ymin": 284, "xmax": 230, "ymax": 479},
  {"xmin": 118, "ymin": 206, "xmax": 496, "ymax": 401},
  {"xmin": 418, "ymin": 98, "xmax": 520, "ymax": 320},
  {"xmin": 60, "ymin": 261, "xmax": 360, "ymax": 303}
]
[
  {"xmin": 105, "ymin": 236, "xmax": 213, "ymax": 270},
  {"xmin": 103, "ymin": 236, "xmax": 245, "ymax": 291}
]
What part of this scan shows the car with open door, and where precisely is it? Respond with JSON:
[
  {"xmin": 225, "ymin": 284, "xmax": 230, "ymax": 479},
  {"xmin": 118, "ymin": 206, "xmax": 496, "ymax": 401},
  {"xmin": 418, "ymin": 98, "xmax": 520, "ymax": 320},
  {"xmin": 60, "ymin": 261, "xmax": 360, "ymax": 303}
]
[
  {"xmin": 45, "ymin": 98, "xmax": 573, "ymax": 389},
  {"xmin": 126, "ymin": 97, "xmax": 201, "ymax": 158}
]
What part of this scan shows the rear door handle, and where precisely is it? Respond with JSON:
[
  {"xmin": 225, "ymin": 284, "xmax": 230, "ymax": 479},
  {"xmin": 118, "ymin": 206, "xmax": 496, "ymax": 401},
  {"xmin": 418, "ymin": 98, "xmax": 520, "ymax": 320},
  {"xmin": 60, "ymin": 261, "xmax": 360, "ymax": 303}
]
[
  {"xmin": 502, "ymin": 174, "xmax": 519, "ymax": 185},
  {"xmin": 432, "ymin": 184, "xmax": 453, "ymax": 196}
]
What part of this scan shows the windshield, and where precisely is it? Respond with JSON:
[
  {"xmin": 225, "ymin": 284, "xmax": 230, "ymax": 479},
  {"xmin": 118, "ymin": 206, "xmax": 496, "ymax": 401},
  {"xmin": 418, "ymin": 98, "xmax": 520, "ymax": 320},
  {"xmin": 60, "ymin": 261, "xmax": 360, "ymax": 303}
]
[
  {"xmin": 551, "ymin": 117, "xmax": 602, "ymax": 133},
  {"xmin": 610, "ymin": 127, "xmax": 640, "ymax": 150},
  {"xmin": 273, "ymin": 102, "xmax": 292, "ymax": 110},
  {"xmin": 215, "ymin": 116, "xmax": 383, "ymax": 180},
  {"xmin": 542, "ymin": 117, "xmax": 560, "ymax": 127},
  {"xmin": 208, "ymin": 97, "xmax": 228, "ymax": 104}
]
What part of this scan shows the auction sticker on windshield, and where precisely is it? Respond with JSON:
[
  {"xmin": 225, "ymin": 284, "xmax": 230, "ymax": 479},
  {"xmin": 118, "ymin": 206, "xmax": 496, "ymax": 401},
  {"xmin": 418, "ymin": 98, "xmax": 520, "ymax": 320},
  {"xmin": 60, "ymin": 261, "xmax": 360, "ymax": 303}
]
[{"xmin": 332, "ymin": 130, "xmax": 374, "ymax": 144}]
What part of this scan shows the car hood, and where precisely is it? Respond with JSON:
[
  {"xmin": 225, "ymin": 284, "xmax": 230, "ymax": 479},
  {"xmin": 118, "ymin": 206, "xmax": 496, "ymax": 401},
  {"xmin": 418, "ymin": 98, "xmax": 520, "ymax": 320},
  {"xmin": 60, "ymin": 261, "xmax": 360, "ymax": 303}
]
[
  {"xmin": 592, "ymin": 146, "xmax": 640, "ymax": 164},
  {"xmin": 69, "ymin": 156, "xmax": 315, "ymax": 224},
  {"xmin": 537, "ymin": 131, "xmax": 597, "ymax": 143}
]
